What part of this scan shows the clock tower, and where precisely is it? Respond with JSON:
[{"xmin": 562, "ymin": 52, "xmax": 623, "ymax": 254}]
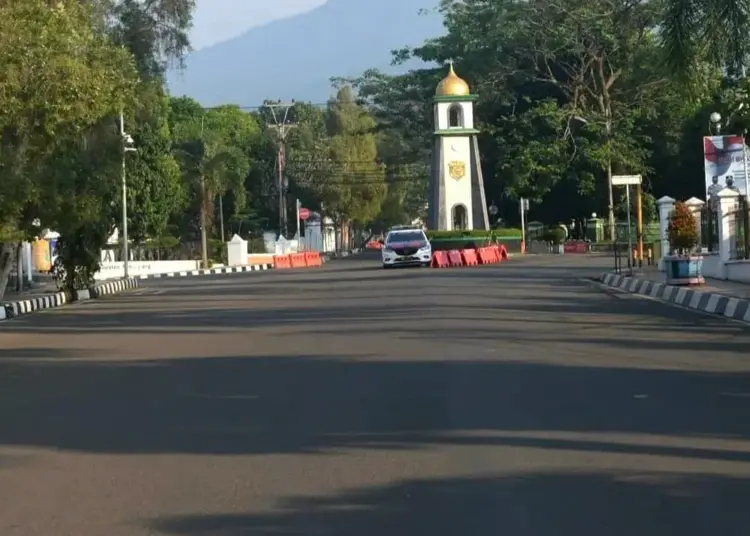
[{"xmin": 427, "ymin": 62, "xmax": 490, "ymax": 231}]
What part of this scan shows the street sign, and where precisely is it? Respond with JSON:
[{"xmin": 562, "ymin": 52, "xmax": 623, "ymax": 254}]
[
  {"xmin": 299, "ymin": 207, "xmax": 311, "ymax": 220},
  {"xmin": 611, "ymin": 175, "xmax": 642, "ymax": 185}
]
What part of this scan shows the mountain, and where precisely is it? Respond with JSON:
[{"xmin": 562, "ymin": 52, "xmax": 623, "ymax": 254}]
[{"xmin": 167, "ymin": 0, "xmax": 444, "ymax": 106}]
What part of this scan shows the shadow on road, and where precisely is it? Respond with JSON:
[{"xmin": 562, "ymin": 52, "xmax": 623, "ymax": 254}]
[
  {"xmin": 151, "ymin": 472, "xmax": 750, "ymax": 535},
  {"xmin": 3, "ymin": 351, "xmax": 750, "ymax": 459}
]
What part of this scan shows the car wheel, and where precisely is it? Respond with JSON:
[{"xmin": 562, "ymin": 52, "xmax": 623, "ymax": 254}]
[
  {"xmin": 382, "ymin": 264, "xmax": 390, "ymax": 269},
  {"xmin": 422, "ymin": 262, "xmax": 431, "ymax": 267}
]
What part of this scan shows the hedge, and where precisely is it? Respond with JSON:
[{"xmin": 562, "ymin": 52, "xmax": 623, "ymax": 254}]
[{"xmin": 426, "ymin": 228, "xmax": 522, "ymax": 240}]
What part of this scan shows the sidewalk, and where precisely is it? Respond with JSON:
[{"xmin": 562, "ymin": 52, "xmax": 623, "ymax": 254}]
[{"xmin": 2, "ymin": 280, "xmax": 60, "ymax": 305}]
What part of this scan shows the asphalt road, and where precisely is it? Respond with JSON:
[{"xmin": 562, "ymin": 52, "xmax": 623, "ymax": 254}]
[{"xmin": 3, "ymin": 254, "xmax": 750, "ymax": 535}]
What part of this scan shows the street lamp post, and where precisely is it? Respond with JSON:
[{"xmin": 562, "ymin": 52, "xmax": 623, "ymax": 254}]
[{"xmin": 120, "ymin": 111, "xmax": 137, "ymax": 278}]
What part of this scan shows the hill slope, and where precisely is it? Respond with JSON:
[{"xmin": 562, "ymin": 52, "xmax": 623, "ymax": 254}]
[{"xmin": 168, "ymin": 0, "xmax": 443, "ymax": 106}]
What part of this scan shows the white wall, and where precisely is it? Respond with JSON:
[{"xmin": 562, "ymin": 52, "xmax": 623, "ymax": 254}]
[
  {"xmin": 95, "ymin": 260, "xmax": 200, "ymax": 280},
  {"xmin": 700, "ymin": 254, "xmax": 723, "ymax": 279},
  {"xmin": 299, "ymin": 219, "xmax": 335, "ymax": 253},
  {"xmin": 725, "ymin": 260, "xmax": 750, "ymax": 283}
]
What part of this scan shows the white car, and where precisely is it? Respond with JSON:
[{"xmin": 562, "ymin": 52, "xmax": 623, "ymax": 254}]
[{"xmin": 381, "ymin": 228, "xmax": 432, "ymax": 268}]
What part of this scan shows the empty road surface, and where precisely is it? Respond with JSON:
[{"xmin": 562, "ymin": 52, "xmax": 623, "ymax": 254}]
[{"xmin": 3, "ymin": 254, "xmax": 750, "ymax": 535}]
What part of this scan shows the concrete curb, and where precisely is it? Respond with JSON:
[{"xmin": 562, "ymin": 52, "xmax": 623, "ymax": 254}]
[
  {"xmin": 1, "ymin": 277, "xmax": 140, "ymax": 323},
  {"xmin": 600, "ymin": 272, "xmax": 750, "ymax": 323},
  {"xmin": 136, "ymin": 263, "xmax": 272, "ymax": 279},
  {"xmin": 1, "ymin": 291, "xmax": 68, "ymax": 321},
  {"xmin": 91, "ymin": 278, "xmax": 139, "ymax": 298}
]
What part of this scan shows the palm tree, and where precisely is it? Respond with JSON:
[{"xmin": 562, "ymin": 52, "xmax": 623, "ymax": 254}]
[{"xmin": 662, "ymin": 0, "xmax": 750, "ymax": 76}]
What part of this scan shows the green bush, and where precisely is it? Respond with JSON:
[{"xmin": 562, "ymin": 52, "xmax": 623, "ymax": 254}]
[
  {"xmin": 427, "ymin": 228, "xmax": 522, "ymax": 239},
  {"xmin": 492, "ymin": 227, "xmax": 523, "ymax": 237},
  {"xmin": 247, "ymin": 237, "xmax": 267, "ymax": 253},
  {"xmin": 145, "ymin": 235, "xmax": 180, "ymax": 249},
  {"xmin": 208, "ymin": 239, "xmax": 225, "ymax": 263},
  {"xmin": 541, "ymin": 227, "xmax": 566, "ymax": 244}
]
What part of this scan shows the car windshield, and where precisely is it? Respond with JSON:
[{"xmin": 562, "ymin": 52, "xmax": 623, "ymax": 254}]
[{"xmin": 387, "ymin": 231, "xmax": 425, "ymax": 243}]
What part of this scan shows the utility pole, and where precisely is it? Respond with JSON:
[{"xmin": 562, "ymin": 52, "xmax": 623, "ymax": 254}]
[{"xmin": 265, "ymin": 100, "xmax": 296, "ymax": 237}]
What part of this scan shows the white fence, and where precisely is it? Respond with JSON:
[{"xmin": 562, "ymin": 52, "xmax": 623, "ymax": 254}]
[{"xmin": 95, "ymin": 260, "xmax": 201, "ymax": 280}]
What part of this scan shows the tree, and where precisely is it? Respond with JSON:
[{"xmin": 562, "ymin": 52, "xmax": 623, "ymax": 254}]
[
  {"xmin": 661, "ymin": 0, "xmax": 750, "ymax": 77},
  {"xmin": 424, "ymin": 0, "xmax": 662, "ymax": 237},
  {"xmin": 105, "ymin": 0, "xmax": 196, "ymax": 254},
  {"xmin": 318, "ymin": 87, "xmax": 387, "ymax": 249},
  {"xmin": 169, "ymin": 97, "xmax": 259, "ymax": 266},
  {"xmin": 125, "ymin": 84, "xmax": 186, "ymax": 247},
  {"xmin": 0, "ymin": 0, "xmax": 137, "ymax": 298},
  {"xmin": 107, "ymin": 0, "xmax": 195, "ymax": 79}
]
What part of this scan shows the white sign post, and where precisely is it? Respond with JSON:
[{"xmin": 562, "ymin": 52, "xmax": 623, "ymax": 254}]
[{"xmin": 612, "ymin": 175, "xmax": 642, "ymax": 272}]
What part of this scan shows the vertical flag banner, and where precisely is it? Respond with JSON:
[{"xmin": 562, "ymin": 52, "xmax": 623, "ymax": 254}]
[{"xmin": 704, "ymin": 136, "xmax": 747, "ymax": 204}]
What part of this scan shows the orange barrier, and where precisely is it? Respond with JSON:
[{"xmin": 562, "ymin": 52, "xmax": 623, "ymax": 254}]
[
  {"xmin": 461, "ymin": 249, "xmax": 479, "ymax": 266},
  {"xmin": 447, "ymin": 249, "xmax": 464, "ymax": 266},
  {"xmin": 290, "ymin": 252, "xmax": 307, "ymax": 268},
  {"xmin": 273, "ymin": 255, "xmax": 291, "ymax": 269},
  {"xmin": 477, "ymin": 247, "xmax": 496, "ymax": 264},
  {"xmin": 430, "ymin": 246, "xmax": 507, "ymax": 269},
  {"xmin": 304, "ymin": 251, "xmax": 322, "ymax": 266},
  {"xmin": 431, "ymin": 250, "xmax": 450, "ymax": 267}
]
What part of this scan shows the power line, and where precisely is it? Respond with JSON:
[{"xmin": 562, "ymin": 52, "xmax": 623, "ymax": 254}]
[{"xmin": 197, "ymin": 102, "xmax": 330, "ymax": 111}]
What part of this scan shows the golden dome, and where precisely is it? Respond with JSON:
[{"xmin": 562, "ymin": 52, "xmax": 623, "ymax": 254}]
[{"xmin": 435, "ymin": 62, "xmax": 470, "ymax": 96}]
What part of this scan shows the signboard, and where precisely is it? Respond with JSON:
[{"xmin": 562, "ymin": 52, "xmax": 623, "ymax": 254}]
[
  {"xmin": 611, "ymin": 175, "xmax": 642, "ymax": 185},
  {"xmin": 299, "ymin": 208, "xmax": 311, "ymax": 220},
  {"xmin": 704, "ymin": 135, "xmax": 747, "ymax": 202}
]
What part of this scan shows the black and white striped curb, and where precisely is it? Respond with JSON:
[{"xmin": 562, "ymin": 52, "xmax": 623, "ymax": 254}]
[
  {"xmin": 136, "ymin": 263, "xmax": 272, "ymax": 279},
  {"xmin": 1, "ymin": 278, "xmax": 140, "ymax": 322},
  {"xmin": 91, "ymin": 277, "xmax": 139, "ymax": 298},
  {"xmin": 600, "ymin": 272, "xmax": 750, "ymax": 323},
  {"xmin": 1, "ymin": 291, "xmax": 68, "ymax": 321}
]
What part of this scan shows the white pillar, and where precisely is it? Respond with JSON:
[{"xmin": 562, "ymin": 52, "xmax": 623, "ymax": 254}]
[
  {"xmin": 23, "ymin": 242, "xmax": 33, "ymax": 282},
  {"xmin": 657, "ymin": 195, "xmax": 675, "ymax": 270},
  {"xmin": 716, "ymin": 187, "xmax": 740, "ymax": 278},
  {"xmin": 226, "ymin": 234, "xmax": 248, "ymax": 266}
]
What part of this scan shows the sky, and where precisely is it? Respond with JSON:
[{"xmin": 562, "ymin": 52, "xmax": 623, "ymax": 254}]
[{"xmin": 190, "ymin": 0, "xmax": 328, "ymax": 49}]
